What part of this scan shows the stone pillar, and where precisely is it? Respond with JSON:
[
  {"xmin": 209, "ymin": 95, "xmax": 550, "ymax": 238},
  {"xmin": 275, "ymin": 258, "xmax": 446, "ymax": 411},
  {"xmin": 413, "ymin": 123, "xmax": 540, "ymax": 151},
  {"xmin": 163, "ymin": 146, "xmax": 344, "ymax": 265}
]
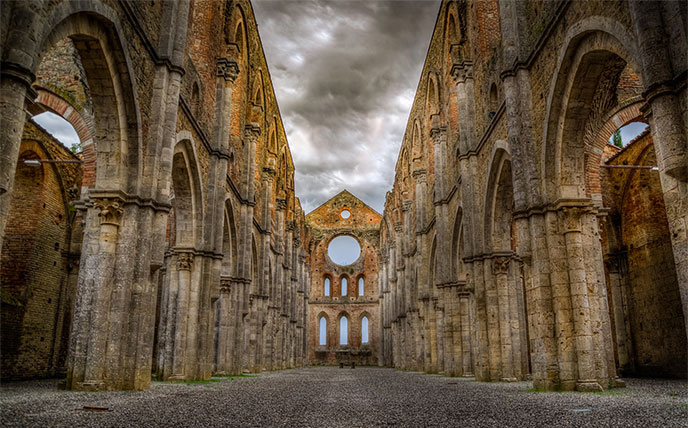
[
  {"xmin": 0, "ymin": 1, "xmax": 41, "ymax": 259},
  {"xmin": 66, "ymin": 197, "xmax": 123, "ymax": 390},
  {"xmin": 0, "ymin": 65, "xmax": 35, "ymax": 259},
  {"xmin": 458, "ymin": 288, "xmax": 474, "ymax": 376},
  {"xmin": 558, "ymin": 207, "xmax": 602, "ymax": 391},
  {"xmin": 492, "ymin": 256, "xmax": 515, "ymax": 381},
  {"xmin": 168, "ymin": 252, "xmax": 193, "ymax": 379}
]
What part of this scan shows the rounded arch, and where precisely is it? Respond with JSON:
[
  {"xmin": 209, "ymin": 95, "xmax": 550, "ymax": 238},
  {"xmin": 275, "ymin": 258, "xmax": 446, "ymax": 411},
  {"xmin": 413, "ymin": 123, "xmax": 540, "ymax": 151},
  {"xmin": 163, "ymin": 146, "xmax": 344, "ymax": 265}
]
[
  {"xmin": 38, "ymin": 5, "xmax": 143, "ymax": 194},
  {"xmin": 541, "ymin": 19, "xmax": 642, "ymax": 203}
]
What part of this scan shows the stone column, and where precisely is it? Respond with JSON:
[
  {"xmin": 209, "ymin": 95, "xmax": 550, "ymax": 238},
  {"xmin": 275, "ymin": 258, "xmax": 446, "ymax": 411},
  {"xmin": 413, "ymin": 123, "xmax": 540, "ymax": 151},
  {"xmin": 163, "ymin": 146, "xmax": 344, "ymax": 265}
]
[
  {"xmin": 492, "ymin": 256, "xmax": 515, "ymax": 381},
  {"xmin": 66, "ymin": 197, "xmax": 123, "ymax": 390},
  {"xmin": 0, "ymin": 65, "xmax": 35, "ymax": 259},
  {"xmin": 169, "ymin": 252, "xmax": 194, "ymax": 380},
  {"xmin": 215, "ymin": 278, "xmax": 236, "ymax": 375},
  {"xmin": 558, "ymin": 207, "xmax": 600, "ymax": 391},
  {"xmin": 458, "ymin": 288, "xmax": 474, "ymax": 376},
  {"xmin": 0, "ymin": 2, "xmax": 41, "ymax": 259}
]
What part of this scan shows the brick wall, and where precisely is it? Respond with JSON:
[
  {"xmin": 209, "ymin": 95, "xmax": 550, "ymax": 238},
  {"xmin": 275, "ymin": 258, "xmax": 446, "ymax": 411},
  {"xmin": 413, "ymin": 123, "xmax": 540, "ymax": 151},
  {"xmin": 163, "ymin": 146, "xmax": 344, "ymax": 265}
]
[{"xmin": 1, "ymin": 123, "xmax": 82, "ymax": 380}]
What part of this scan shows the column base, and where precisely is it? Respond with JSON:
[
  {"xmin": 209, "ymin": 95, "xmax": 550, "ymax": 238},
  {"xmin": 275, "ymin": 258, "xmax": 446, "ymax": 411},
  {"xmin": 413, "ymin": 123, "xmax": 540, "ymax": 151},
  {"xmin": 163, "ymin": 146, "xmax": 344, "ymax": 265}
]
[
  {"xmin": 576, "ymin": 380, "xmax": 604, "ymax": 392},
  {"xmin": 74, "ymin": 381, "xmax": 105, "ymax": 391}
]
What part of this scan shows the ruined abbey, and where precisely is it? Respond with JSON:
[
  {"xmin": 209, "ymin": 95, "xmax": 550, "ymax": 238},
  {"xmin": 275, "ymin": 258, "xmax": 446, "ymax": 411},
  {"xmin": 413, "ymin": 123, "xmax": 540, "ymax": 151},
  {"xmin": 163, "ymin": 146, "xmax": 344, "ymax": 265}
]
[{"xmin": 0, "ymin": 0, "xmax": 686, "ymax": 396}]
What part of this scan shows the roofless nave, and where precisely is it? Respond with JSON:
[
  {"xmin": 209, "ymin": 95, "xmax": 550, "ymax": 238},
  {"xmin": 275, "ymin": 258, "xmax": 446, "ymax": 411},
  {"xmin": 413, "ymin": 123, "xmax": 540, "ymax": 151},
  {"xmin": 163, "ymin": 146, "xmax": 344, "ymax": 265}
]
[{"xmin": 0, "ymin": 0, "xmax": 686, "ymax": 394}]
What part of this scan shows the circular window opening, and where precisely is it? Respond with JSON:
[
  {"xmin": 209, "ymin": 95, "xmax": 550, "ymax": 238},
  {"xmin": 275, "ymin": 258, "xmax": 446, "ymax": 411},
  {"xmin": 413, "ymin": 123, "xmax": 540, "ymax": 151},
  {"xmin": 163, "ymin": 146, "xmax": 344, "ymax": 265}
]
[
  {"xmin": 340, "ymin": 209, "xmax": 351, "ymax": 219},
  {"xmin": 328, "ymin": 235, "xmax": 361, "ymax": 266}
]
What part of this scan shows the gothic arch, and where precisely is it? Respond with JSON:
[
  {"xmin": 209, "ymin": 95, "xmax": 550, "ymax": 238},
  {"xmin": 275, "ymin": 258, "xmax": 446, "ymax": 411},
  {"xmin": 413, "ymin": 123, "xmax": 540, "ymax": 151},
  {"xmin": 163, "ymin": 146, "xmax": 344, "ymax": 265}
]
[
  {"xmin": 38, "ymin": 5, "xmax": 142, "ymax": 193},
  {"xmin": 171, "ymin": 136, "xmax": 204, "ymax": 249},
  {"xmin": 411, "ymin": 119, "xmax": 424, "ymax": 168},
  {"xmin": 541, "ymin": 19, "xmax": 642, "ymax": 202},
  {"xmin": 484, "ymin": 143, "xmax": 513, "ymax": 252},
  {"xmin": 451, "ymin": 206, "xmax": 466, "ymax": 281},
  {"xmin": 222, "ymin": 197, "xmax": 238, "ymax": 277},
  {"xmin": 426, "ymin": 71, "xmax": 441, "ymax": 127}
]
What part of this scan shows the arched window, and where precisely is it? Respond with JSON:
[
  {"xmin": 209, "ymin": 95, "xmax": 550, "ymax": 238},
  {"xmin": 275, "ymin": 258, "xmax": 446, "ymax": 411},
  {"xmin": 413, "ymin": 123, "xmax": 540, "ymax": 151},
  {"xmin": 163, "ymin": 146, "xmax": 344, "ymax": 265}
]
[
  {"xmin": 341, "ymin": 277, "xmax": 348, "ymax": 296},
  {"xmin": 339, "ymin": 316, "xmax": 348, "ymax": 345},
  {"xmin": 324, "ymin": 277, "xmax": 330, "ymax": 297},
  {"xmin": 358, "ymin": 277, "xmax": 364, "ymax": 296},
  {"xmin": 361, "ymin": 316, "xmax": 369, "ymax": 344},
  {"xmin": 319, "ymin": 317, "xmax": 327, "ymax": 346}
]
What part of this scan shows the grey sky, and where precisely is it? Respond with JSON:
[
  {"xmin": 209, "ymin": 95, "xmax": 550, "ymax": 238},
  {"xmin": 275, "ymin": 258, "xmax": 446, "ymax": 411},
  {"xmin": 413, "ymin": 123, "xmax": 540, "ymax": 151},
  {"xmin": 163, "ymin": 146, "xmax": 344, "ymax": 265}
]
[{"xmin": 252, "ymin": 0, "xmax": 441, "ymax": 213}]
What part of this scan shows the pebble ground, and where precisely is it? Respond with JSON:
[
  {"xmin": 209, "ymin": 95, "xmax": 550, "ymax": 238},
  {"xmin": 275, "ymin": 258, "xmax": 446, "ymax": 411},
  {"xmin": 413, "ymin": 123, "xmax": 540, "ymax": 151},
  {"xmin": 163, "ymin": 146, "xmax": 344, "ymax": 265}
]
[{"xmin": 1, "ymin": 367, "xmax": 686, "ymax": 427}]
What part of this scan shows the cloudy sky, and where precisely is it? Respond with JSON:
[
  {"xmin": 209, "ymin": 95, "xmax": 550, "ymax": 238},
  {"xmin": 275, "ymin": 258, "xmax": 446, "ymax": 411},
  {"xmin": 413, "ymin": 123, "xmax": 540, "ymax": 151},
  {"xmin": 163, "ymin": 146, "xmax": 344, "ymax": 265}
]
[{"xmin": 252, "ymin": 0, "xmax": 441, "ymax": 213}]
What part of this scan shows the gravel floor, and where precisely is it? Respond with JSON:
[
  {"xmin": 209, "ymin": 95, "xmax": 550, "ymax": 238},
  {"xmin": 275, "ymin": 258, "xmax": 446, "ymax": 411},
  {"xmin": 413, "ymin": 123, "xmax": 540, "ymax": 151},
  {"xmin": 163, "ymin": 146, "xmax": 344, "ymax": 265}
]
[{"xmin": 1, "ymin": 367, "xmax": 686, "ymax": 428}]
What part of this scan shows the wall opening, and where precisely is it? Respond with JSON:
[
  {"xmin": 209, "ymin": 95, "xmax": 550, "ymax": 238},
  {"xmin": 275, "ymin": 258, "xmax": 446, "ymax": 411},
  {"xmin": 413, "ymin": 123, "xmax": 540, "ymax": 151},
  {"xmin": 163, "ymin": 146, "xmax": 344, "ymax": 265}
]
[
  {"xmin": 361, "ymin": 316, "xmax": 369, "ymax": 345},
  {"xmin": 327, "ymin": 235, "xmax": 361, "ymax": 266},
  {"xmin": 339, "ymin": 316, "xmax": 348, "ymax": 345},
  {"xmin": 319, "ymin": 317, "xmax": 327, "ymax": 346}
]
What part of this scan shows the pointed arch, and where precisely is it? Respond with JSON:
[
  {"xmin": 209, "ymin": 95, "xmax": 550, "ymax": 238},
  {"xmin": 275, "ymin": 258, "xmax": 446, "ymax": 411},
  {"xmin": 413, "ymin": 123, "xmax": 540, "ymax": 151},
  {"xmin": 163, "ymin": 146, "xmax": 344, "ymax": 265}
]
[
  {"xmin": 484, "ymin": 142, "xmax": 514, "ymax": 252},
  {"xmin": 411, "ymin": 119, "xmax": 424, "ymax": 168},
  {"xmin": 426, "ymin": 72, "xmax": 441, "ymax": 127},
  {"xmin": 222, "ymin": 196, "xmax": 238, "ymax": 277},
  {"xmin": 338, "ymin": 312, "xmax": 350, "ymax": 346},
  {"xmin": 318, "ymin": 313, "xmax": 329, "ymax": 346},
  {"xmin": 37, "ymin": 5, "xmax": 143, "ymax": 193},
  {"xmin": 172, "ymin": 133, "xmax": 204, "ymax": 248},
  {"xmin": 542, "ymin": 18, "xmax": 642, "ymax": 202}
]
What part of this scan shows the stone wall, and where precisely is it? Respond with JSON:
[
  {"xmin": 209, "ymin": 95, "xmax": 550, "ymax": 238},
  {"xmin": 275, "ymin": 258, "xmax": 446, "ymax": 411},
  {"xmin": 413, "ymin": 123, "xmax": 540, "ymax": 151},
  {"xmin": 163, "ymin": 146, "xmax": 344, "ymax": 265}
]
[
  {"xmin": 601, "ymin": 132, "xmax": 687, "ymax": 378},
  {"xmin": 0, "ymin": 121, "xmax": 82, "ymax": 380},
  {"xmin": 379, "ymin": 0, "xmax": 687, "ymax": 390},
  {"xmin": 306, "ymin": 190, "xmax": 381, "ymax": 366},
  {"xmin": 0, "ymin": 0, "xmax": 309, "ymax": 390}
]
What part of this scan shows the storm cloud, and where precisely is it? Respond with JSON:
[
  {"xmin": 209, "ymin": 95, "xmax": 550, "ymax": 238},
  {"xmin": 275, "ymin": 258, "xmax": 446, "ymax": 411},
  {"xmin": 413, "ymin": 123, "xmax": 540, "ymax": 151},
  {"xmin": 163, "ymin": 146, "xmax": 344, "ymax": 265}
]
[{"xmin": 252, "ymin": 0, "xmax": 440, "ymax": 213}]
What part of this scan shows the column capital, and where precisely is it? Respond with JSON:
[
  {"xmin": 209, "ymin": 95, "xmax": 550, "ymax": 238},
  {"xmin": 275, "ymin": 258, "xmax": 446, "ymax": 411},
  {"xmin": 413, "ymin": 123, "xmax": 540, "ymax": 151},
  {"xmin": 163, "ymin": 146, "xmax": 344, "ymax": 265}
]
[
  {"xmin": 262, "ymin": 167, "xmax": 276, "ymax": 181},
  {"xmin": 177, "ymin": 253, "xmax": 194, "ymax": 271},
  {"xmin": 216, "ymin": 57, "xmax": 239, "ymax": 82},
  {"xmin": 558, "ymin": 206, "xmax": 586, "ymax": 234},
  {"xmin": 402, "ymin": 200, "xmax": 413, "ymax": 212},
  {"xmin": 394, "ymin": 221, "xmax": 403, "ymax": 232},
  {"xmin": 412, "ymin": 168, "xmax": 427, "ymax": 183},
  {"xmin": 491, "ymin": 256, "xmax": 510, "ymax": 275},
  {"xmin": 93, "ymin": 197, "xmax": 124, "ymax": 227},
  {"xmin": 430, "ymin": 124, "xmax": 447, "ymax": 142},
  {"xmin": 244, "ymin": 123, "xmax": 261, "ymax": 141},
  {"xmin": 276, "ymin": 198, "xmax": 287, "ymax": 211},
  {"xmin": 451, "ymin": 60, "xmax": 473, "ymax": 84}
]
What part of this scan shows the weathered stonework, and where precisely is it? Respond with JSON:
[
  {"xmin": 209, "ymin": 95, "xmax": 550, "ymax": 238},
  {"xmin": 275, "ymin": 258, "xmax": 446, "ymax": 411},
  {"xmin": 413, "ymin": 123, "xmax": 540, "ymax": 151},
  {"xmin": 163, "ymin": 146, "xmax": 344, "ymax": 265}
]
[
  {"xmin": 379, "ymin": 0, "xmax": 687, "ymax": 391},
  {"xmin": 0, "ymin": 0, "xmax": 685, "ymax": 395},
  {"xmin": 306, "ymin": 191, "xmax": 382, "ymax": 367},
  {"xmin": 1, "ymin": 0, "xmax": 309, "ymax": 390}
]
